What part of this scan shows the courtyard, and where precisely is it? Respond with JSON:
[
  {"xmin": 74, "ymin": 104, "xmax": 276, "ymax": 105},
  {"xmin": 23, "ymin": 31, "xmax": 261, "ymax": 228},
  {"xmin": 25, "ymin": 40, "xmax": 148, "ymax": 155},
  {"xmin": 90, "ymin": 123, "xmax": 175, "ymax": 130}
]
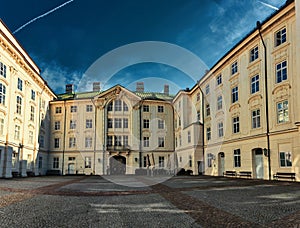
[{"xmin": 0, "ymin": 175, "xmax": 299, "ymax": 227}]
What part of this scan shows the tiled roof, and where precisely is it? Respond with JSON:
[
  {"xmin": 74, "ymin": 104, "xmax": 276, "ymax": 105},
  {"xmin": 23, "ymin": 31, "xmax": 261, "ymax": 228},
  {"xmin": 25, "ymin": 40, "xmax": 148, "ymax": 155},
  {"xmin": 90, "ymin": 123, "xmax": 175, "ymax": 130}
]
[
  {"xmin": 55, "ymin": 91, "xmax": 101, "ymax": 100},
  {"xmin": 135, "ymin": 92, "xmax": 174, "ymax": 101}
]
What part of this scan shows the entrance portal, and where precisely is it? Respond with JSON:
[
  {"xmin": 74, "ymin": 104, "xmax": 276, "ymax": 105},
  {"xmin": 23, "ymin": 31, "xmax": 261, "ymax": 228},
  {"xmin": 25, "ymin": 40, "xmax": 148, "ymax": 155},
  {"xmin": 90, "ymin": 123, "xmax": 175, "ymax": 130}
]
[
  {"xmin": 253, "ymin": 148, "xmax": 264, "ymax": 179},
  {"xmin": 68, "ymin": 163, "xmax": 75, "ymax": 174},
  {"xmin": 109, "ymin": 156, "xmax": 126, "ymax": 175}
]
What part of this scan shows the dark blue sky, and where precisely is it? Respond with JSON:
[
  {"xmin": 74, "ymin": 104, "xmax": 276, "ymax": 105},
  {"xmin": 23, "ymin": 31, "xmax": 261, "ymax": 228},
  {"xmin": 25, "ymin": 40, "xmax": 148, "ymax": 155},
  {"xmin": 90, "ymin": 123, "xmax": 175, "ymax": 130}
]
[{"xmin": 0, "ymin": 0, "xmax": 285, "ymax": 94}]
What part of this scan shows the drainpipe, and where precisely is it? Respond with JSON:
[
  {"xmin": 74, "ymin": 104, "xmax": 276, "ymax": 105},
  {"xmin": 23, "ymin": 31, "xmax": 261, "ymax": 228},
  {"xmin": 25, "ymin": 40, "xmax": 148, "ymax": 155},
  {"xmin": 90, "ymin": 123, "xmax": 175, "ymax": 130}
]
[
  {"xmin": 91, "ymin": 98, "xmax": 97, "ymax": 175},
  {"xmin": 197, "ymin": 84, "xmax": 205, "ymax": 175},
  {"xmin": 257, "ymin": 21, "xmax": 271, "ymax": 180},
  {"xmin": 62, "ymin": 100, "xmax": 67, "ymax": 175}
]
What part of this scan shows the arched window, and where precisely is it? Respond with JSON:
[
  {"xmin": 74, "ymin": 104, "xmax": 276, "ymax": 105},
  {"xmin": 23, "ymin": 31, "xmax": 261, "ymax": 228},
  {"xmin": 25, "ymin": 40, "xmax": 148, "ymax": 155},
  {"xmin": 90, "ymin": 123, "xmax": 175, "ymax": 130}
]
[
  {"xmin": 0, "ymin": 83, "xmax": 6, "ymax": 105},
  {"xmin": 107, "ymin": 102, "xmax": 113, "ymax": 111},
  {"xmin": 123, "ymin": 101, "xmax": 128, "ymax": 111}
]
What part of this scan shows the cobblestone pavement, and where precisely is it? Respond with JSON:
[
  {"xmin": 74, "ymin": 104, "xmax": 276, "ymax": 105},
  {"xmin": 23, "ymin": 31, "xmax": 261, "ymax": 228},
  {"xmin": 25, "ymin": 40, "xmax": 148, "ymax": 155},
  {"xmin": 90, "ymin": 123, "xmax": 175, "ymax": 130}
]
[{"xmin": 0, "ymin": 175, "xmax": 299, "ymax": 227}]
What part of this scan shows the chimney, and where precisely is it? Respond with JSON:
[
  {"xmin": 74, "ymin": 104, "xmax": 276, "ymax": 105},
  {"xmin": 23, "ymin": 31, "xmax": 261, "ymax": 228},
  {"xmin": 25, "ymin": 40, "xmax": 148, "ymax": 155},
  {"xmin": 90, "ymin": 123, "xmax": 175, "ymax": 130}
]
[
  {"xmin": 164, "ymin": 84, "xmax": 169, "ymax": 95},
  {"xmin": 136, "ymin": 82, "xmax": 144, "ymax": 92},
  {"xmin": 66, "ymin": 84, "xmax": 74, "ymax": 94},
  {"xmin": 93, "ymin": 82, "xmax": 101, "ymax": 92}
]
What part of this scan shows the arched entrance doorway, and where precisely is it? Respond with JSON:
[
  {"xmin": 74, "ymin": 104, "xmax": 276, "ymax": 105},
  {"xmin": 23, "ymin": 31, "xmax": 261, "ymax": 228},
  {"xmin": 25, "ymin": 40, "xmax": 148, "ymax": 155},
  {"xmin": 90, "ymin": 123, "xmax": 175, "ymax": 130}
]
[
  {"xmin": 252, "ymin": 148, "xmax": 264, "ymax": 179},
  {"xmin": 218, "ymin": 152, "xmax": 225, "ymax": 176},
  {"xmin": 68, "ymin": 163, "xmax": 75, "ymax": 174},
  {"xmin": 109, "ymin": 156, "xmax": 126, "ymax": 175}
]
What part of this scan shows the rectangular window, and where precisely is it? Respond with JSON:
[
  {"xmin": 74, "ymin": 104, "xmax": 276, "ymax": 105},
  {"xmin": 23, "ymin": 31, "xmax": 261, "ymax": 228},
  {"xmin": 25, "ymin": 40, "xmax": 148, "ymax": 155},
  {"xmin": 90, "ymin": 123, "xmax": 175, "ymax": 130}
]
[
  {"xmin": 70, "ymin": 120, "xmax": 76, "ymax": 129},
  {"xmin": 232, "ymin": 86, "xmax": 238, "ymax": 103},
  {"xmin": 205, "ymin": 84, "xmax": 210, "ymax": 95},
  {"xmin": 55, "ymin": 107, "xmax": 62, "ymax": 113},
  {"xmin": 158, "ymin": 137, "xmax": 165, "ymax": 147},
  {"xmin": 114, "ymin": 118, "xmax": 122, "ymax": 128},
  {"xmin": 276, "ymin": 60, "xmax": 287, "ymax": 83},
  {"xmin": 31, "ymin": 90, "xmax": 36, "ymax": 101},
  {"xmin": 108, "ymin": 118, "xmax": 113, "ymax": 128},
  {"xmin": 86, "ymin": 119, "xmax": 93, "ymax": 128},
  {"xmin": 123, "ymin": 118, "xmax": 128, "ymax": 128},
  {"xmin": 86, "ymin": 105, "xmax": 93, "ymax": 112},
  {"xmin": 251, "ymin": 75, "xmax": 260, "ymax": 94},
  {"xmin": 188, "ymin": 131, "xmax": 191, "ymax": 143},
  {"xmin": 85, "ymin": 137, "xmax": 92, "ymax": 148},
  {"xmin": 143, "ymin": 105, "xmax": 149, "ymax": 112},
  {"xmin": 196, "ymin": 92, "xmax": 200, "ymax": 101},
  {"xmin": 231, "ymin": 61, "xmax": 238, "ymax": 75},
  {"xmin": 158, "ymin": 105, "xmax": 164, "ymax": 113},
  {"xmin": 16, "ymin": 96, "xmax": 22, "ymax": 114},
  {"xmin": 0, "ymin": 118, "xmax": 3, "ymax": 135},
  {"xmin": 53, "ymin": 157, "xmax": 59, "ymax": 169},
  {"xmin": 123, "ymin": 135, "xmax": 128, "ymax": 146},
  {"xmin": 233, "ymin": 116, "xmax": 240, "ymax": 133},
  {"xmin": 218, "ymin": 122, "xmax": 223, "ymax": 138},
  {"xmin": 207, "ymin": 127, "xmax": 211, "ymax": 140},
  {"xmin": 159, "ymin": 156, "xmax": 164, "ymax": 168},
  {"xmin": 158, "ymin": 119, "xmax": 164, "ymax": 129},
  {"xmin": 250, "ymin": 46, "xmax": 259, "ymax": 62},
  {"xmin": 69, "ymin": 157, "xmax": 75, "ymax": 161},
  {"xmin": 189, "ymin": 155, "xmax": 192, "ymax": 167},
  {"xmin": 114, "ymin": 100, "xmax": 122, "ymax": 111},
  {"xmin": 39, "ymin": 135, "xmax": 44, "ymax": 148},
  {"xmin": 206, "ymin": 103, "xmax": 210, "ymax": 116},
  {"xmin": 277, "ymin": 100, "xmax": 289, "ymax": 123},
  {"xmin": 252, "ymin": 109, "xmax": 261, "ymax": 129},
  {"xmin": 38, "ymin": 156, "xmax": 43, "ymax": 169},
  {"xmin": 17, "ymin": 78, "xmax": 23, "ymax": 91},
  {"xmin": 30, "ymin": 106, "xmax": 35, "ymax": 121},
  {"xmin": 217, "ymin": 96, "xmax": 222, "ymax": 110},
  {"xmin": 143, "ymin": 119, "xmax": 149, "ymax": 128},
  {"xmin": 0, "ymin": 62, "xmax": 6, "ymax": 78},
  {"xmin": 275, "ymin": 27, "xmax": 286, "ymax": 46},
  {"xmin": 69, "ymin": 137, "xmax": 76, "ymax": 148},
  {"xmin": 107, "ymin": 136, "xmax": 113, "ymax": 146},
  {"xmin": 207, "ymin": 153, "xmax": 213, "ymax": 167},
  {"xmin": 234, "ymin": 149, "xmax": 241, "ymax": 167},
  {"xmin": 143, "ymin": 137, "xmax": 149, "ymax": 147},
  {"xmin": 70, "ymin": 106, "xmax": 77, "ymax": 113},
  {"xmin": 54, "ymin": 138, "xmax": 60, "ymax": 148},
  {"xmin": 216, "ymin": 74, "xmax": 222, "ymax": 85},
  {"xmin": 197, "ymin": 111, "xmax": 201, "ymax": 122},
  {"xmin": 14, "ymin": 125, "xmax": 20, "ymax": 140},
  {"xmin": 0, "ymin": 83, "xmax": 6, "ymax": 105},
  {"xmin": 114, "ymin": 135, "xmax": 122, "ymax": 146},
  {"xmin": 54, "ymin": 121, "xmax": 61, "ymax": 130},
  {"xmin": 85, "ymin": 157, "xmax": 92, "ymax": 168},
  {"xmin": 29, "ymin": 131, "xmax": 33, "ymax": 144},
  {"xmin": 279, "ymin": 152, "xmax": 292, "ymax": 167}
]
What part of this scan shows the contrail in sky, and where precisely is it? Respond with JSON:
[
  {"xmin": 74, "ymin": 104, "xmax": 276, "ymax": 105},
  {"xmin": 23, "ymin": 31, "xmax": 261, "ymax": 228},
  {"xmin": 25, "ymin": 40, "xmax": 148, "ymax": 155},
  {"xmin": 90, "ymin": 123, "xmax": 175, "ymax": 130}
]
[
  {"xmin": 13, "ymin": 0, "xmax": 74, "ymax": 34},
  {"xmin": 258, "ymin": 1, "xmax": 279, "ymax": 11}
]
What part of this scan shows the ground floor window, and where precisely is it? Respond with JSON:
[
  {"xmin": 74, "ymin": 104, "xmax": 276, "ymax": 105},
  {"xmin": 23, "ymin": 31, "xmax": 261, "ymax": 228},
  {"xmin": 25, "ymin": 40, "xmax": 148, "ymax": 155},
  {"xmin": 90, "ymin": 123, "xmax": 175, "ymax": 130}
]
[
  {"xmin": 234, "ymin": 149, "xmax": 241, "ymax": 167},
  {"xmin": 38, "ymin": 156, "xmax": 42, "ymax": 169},
  {"xmin": 207, "ymin": 153, "xmax": 213, "ymax": 167},
  {"xmin": 85, "ymin": 157, "xmax": 92, "ymax": 168},
  {"xmin": 53, "ymin": 157, "xmax": 59, "ymax": 169},
  {"xmin": 279, "ymin": 152, "xmax": 292, "ymax": 167},
  {"xmin": 159, "ymin": 156, "xmax": 164, "ymax": 168}
]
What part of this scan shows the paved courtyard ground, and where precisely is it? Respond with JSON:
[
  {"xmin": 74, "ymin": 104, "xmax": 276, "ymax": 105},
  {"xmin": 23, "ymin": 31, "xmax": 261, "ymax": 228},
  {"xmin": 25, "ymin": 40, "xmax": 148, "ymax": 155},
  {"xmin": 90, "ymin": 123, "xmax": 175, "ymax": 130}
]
[{"xmin": 0, "ymin": 175, "xmax": 299, "ymax": 227}]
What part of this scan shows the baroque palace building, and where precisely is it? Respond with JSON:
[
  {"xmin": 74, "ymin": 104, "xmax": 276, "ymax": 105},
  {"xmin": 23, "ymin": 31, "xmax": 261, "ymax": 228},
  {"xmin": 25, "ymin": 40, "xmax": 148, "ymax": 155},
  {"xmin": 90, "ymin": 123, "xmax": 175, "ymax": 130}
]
[
  {"xmin": 0, "ymin": 0, "xmax": 299, "ymax": 180},
  {"xmin": 0, "ymin": 19, "xmax": 56, "ymax": 178}
]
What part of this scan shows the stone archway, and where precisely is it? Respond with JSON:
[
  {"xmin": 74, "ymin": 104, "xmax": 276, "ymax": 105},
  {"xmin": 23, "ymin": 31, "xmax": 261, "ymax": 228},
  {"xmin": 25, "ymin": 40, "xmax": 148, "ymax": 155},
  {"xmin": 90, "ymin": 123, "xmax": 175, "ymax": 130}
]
[{"xmin": 109, "ymin": 156, "xmax": 126, "ymax": 175}]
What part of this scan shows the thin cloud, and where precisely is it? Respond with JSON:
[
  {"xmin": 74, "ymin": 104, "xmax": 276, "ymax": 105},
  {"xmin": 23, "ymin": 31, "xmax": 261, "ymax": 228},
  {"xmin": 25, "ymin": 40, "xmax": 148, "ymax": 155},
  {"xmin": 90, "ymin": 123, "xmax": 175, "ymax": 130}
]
[
  {"xmin": 13, "ymin": 0, "xmax": 74, "ymax": 34},
  {"xmin": 258, "ymin": 1, "xmax": 279, "ymax": 10}
]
